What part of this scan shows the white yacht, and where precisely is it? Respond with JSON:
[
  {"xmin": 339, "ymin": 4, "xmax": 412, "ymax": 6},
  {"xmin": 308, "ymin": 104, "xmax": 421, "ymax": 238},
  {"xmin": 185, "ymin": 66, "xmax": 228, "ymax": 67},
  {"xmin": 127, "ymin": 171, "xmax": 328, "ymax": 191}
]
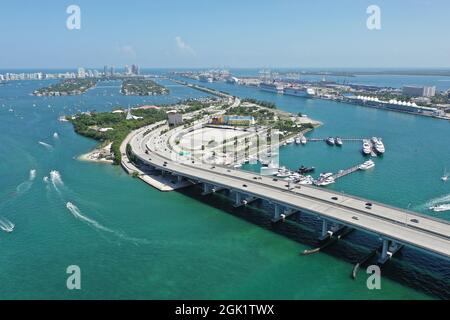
[
  {"xmin": 295, "ymin": 137, "xmax": 301, "ymax": 144},
  {"xmin": 300, "ymin": 136, "xmax": 307, "ymax": 145},
  {"xmin": 362, "ymin": 140, "xmax": 372, "ymax": 156},
  {"xmin": 298, "ymin": 175, "xmax": 314, "ymax": 185},
  {"xmin": 286, "ymin": 138, "xmax": 295, "ymax": 144},
  {"xmin": 335, "ymin": 137, "xmax": 343, "ymax": 146},
  {"xmin": 374, "ymin": 139, "xmax": 385, "ymax": 154},
  {"xmin": 326, "ymin": 137, "xmax": 335, "ymax": 146},
  {"xmin": 315, "ymin": 177, "xmax": 335, "ymax": 186},
  {"xmin": 359, "ymin": 160, "xmax": 375, "ymax": 170},
  {"xmin": 276, "ymin": 167, "xmax": 291, "ymax": 178},
  {"xmin": 429, "ymin": 204, "xmax": 450, "ymax": 212}
]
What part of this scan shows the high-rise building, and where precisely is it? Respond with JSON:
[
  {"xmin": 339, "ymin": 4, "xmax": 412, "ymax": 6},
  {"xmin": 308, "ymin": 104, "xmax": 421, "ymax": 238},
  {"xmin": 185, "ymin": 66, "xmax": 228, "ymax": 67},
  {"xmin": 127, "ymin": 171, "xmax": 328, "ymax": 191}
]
[
  {"xmin": 402, "ymin": 85, "xmax": 436, "ymax": 97},
  {"xmin": 125, "ymin": 65, "xmax": 132, "ymax": 75},
  {"xmin": 77, "ymin": 67, "xmax": 86, "ymax": 78},
  {"xmin": 110, "ymin": 66, "xmax": 115, "ymax": 76},
  {"xmin": 103, "ymin": 65, "xmax": 108, "ymax": 76},
  {"xmin": 423, "ymin": 86, "xmax": 436, "ymax": 97},
  {"xmin": 131, "ymin": 64, "xmax": 139, "ymax": 75}
]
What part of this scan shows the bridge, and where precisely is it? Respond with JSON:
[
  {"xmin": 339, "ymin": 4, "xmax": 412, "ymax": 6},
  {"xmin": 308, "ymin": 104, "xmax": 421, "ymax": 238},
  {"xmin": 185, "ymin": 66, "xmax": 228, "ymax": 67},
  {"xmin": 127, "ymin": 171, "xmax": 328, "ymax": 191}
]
[{"xmin": 123, "ymin": 106, "xmax": 450, "ymax": 265}]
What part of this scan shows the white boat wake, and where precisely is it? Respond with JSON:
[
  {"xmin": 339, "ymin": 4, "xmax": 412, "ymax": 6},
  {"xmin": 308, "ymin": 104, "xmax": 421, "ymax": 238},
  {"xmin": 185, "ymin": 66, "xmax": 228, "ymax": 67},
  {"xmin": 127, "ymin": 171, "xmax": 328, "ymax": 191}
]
[
  {"xmin": 15, "ymin": 169, "xmax": 37, "ymax": 195},
  {"xmin": 0, "ymin": 217, "xmax": 15, "ymax": 233},
  {"xmin": 38, "ymin": 141, "xmax": 53, "ymax": 150},
  {"xmin": 425, "ymin": 193, "xmax": 450, "ymax": 207},
  {"xmin": 49, "ymin": 170, "xmax": 64, "ymax": 193},
  {"xmin": 53, "ymin": 132, "xmax": 59, "ymax": 139},
  {"xmin": 65, "ymin": 202, "xmax": 148, "ymax": 245}
]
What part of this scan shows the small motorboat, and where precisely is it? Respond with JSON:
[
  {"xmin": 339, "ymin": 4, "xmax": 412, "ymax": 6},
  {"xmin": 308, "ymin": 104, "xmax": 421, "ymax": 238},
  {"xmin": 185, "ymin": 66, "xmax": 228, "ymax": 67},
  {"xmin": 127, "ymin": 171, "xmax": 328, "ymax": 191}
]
[
  {"xmin": 298, "ymin": 165, "xmax": 315, "ymax": 174},
  {"xmin": 300, "ymin": 136, "xmax": 307, "ymax": 145},
  {"xmin": 429, "ymin": 204, "xmax": 450, "ymax": 212},
  {"xmin": 326, "ymin": 137, "xmax": 335, "ymax": 146},
  {"xmin": 335, "ymin": 137, "xmax": 343, "ymax": 146}
]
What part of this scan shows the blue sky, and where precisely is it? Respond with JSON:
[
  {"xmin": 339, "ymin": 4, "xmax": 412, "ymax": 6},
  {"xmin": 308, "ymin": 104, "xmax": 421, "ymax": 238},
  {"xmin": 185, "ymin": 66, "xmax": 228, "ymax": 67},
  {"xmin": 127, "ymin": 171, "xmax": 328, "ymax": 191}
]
[{"xmin": 1, "ymin": 0, "xmax": 449, "ymax": 68}]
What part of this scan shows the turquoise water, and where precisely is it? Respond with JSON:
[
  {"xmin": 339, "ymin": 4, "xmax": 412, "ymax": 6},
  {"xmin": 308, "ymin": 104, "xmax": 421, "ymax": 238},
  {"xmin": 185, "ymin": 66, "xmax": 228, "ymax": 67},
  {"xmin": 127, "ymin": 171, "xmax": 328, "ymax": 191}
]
[{"xmin": 0, "ymin": 72, "xmax": 449, "ymax": 299}]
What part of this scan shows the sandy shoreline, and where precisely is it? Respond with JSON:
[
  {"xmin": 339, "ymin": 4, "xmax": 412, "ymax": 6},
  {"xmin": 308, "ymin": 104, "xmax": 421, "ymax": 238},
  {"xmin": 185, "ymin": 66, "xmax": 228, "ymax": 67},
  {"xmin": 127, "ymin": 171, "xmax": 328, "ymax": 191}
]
[{"xmin": 77, "ymin": 142, "xmax": 114, "ymax": 164}]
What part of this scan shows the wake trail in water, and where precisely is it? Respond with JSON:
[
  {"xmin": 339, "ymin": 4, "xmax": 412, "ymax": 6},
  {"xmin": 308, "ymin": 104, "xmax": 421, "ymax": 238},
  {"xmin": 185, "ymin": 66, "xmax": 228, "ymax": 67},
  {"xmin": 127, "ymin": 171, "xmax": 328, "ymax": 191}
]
[
  {"xmin": 49, "ymin": 170, "xmax": 64, "ymax": 194},
  {"xmin": 15, "ymin": 169, "xmax": 37, "ymax": 195},
  {"xmin": 53, "ymin": 132, "xmax": 59, "ymax": 139},
  {"xmin": 65, "ymin": 202, "xmax": 148, "ymax": 245},
  {"xmin": 416, "ymin": 193, "xmax": 450, "ymax": 211},
  {"xmin": 0, "ymin": 217, "xmax": 15, "ymax": 233},
  {"xmin": 38, "ymin": 141, "xmax": 53, "ymax": 150}
]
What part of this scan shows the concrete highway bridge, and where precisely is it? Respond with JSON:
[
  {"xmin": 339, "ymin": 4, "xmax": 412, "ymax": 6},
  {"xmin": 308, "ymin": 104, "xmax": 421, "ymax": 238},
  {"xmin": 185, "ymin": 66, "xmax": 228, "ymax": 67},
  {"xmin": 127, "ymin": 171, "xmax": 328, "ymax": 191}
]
[{"xmin": 124, "ymin": 119, "xmax": 450, "ymax": 265}]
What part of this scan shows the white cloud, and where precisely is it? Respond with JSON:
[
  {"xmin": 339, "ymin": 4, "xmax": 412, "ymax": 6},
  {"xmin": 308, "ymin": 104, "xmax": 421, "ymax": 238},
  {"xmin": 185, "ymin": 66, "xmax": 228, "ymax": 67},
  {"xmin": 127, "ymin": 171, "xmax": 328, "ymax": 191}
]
[
  {"xmin": 118, "ymin": 45, "xmax": 136, "ymax": 59},
  {"xmin": 175, "ymin": 36, "xmax": 196, "ymax": 56}
]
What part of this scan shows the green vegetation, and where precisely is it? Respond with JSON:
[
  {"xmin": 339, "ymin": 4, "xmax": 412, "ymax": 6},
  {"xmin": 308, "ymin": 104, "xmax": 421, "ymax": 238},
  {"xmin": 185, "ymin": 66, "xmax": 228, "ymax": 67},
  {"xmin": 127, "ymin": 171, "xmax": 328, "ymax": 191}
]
[
  {"xmin": 241, "ymin": 98, "xmax": 277, "ymax": 109},
  {"xmin": 34, "ymin": 79, "xmax": 97, "ymax": 96},
  {"xmin": 121, "ymin": 79, "xmax": 169, "ymax": 96},
  {"xmin": 69, "ymin": 108, "xmax": 167, "ymax": 165}
]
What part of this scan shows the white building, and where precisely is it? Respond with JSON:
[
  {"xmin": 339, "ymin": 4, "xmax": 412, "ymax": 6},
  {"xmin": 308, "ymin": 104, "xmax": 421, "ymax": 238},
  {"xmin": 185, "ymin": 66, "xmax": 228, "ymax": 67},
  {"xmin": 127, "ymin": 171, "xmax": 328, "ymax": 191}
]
[{"xmin": 167, "ymin": 110, "xmax": 183, "ymax": 126}]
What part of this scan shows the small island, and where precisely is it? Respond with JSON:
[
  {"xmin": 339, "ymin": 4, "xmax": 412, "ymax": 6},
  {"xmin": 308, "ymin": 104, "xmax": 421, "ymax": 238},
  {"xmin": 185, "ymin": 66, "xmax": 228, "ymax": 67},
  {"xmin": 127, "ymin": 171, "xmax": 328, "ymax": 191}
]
[
  {"xmin": 121, "ymin": 79, "xmax": 169, "ymax": 96},
  {"xmin": 33, "ymin": 79, "xmax": 97, "ymax": 96}
]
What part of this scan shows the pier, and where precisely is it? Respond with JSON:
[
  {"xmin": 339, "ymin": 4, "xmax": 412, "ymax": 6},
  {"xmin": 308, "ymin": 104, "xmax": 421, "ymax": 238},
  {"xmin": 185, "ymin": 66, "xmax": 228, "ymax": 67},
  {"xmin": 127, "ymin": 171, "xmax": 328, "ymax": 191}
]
[{"xmin": 331, "ymin": 164, "xmax": 362, "ymax": 180}]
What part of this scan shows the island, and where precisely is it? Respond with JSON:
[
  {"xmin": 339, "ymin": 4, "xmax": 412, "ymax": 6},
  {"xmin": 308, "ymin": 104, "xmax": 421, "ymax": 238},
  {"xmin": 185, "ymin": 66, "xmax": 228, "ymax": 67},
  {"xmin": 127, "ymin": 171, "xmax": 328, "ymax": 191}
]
[
  {"xmin": 121, "ymin": 79, "xmax": 169, "ymax": 96},
  {"xmin": 33, "ymin": 79, "xmax": 97, "ymax": 96}
]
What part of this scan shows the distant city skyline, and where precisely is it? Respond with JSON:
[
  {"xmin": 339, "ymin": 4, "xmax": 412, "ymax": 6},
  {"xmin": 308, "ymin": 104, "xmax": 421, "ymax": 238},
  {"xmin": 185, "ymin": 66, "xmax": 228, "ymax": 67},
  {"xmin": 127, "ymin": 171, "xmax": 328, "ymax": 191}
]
[{"xmin": 1, "ymin": 0, "xmax": 450, "ymax": 69}]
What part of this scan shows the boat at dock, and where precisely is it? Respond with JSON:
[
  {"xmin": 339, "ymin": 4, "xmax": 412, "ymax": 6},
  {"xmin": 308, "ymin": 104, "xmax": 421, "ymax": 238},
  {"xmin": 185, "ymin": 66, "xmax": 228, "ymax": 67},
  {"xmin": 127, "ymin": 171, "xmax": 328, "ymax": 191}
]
[
  {"xmin": 326, "ymin": 137, "xmax": 335, "ymax": 146},
  {"xmin": 373, "ymin": 139, "xmax": 385, "ymax": 155},
  {"xmin": 362, "ymin": 140, "xmax": 372, "ymax": 156},
  {"xmin": 300, "ymin": 136, "xmax": 307, "ymax": 145},
  {"xmin": 359, "ymin": 160, "xmax": 375, "ymax": 170},
  {"xmin": 335, "ymin": 137, "xmax": 343, "ymax": 146},
  {"xmin": 286, "ymin": 138, "xmax": 295, "ymax": 144},
  {"xmin": 295, "ymin": 137, "xmax": 301, "ymax": 144},
  {"xmin": 314, "ymin": 176, "xmax": 335, "ymax": 186},
  {"xmin": 298, "ymin": 165, "xmax": 315, "ymax": 174}
]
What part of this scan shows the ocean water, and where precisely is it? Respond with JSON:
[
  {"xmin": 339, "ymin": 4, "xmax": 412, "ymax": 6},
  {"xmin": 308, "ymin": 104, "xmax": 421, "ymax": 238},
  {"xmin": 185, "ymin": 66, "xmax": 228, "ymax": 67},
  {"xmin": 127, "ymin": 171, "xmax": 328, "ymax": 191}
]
[{"xmin": 0, "ymin": 72, "xmax": 449, "ymax": 299}]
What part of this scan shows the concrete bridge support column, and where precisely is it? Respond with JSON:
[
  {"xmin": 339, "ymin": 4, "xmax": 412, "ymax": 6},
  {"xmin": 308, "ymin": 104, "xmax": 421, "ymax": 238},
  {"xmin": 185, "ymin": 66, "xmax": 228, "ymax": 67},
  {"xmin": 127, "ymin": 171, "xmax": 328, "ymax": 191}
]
[
  {"xmin": 319, "ymin": 219, "xmax": 330, "ymax": 241},
  {"xmin": 378, "ymin": 238, "xmax": 391, "ymax": 264},
  {"xmin": 378, "ymin": 239, "xmax": 403, "ymax": 264},
  {"xmin": 273, "ymin": 204, "xmax": 281, "ymax": 221},
  {"xmin": 202, "ymin": 183, "xmax": 213, "ymax": 195},
  {"xmin": 177, "ymin": 175, "xmax": 183, "ymax": 183},
  {"xmin": 234, "ymin": 192, "xmax": 242, "ymax": 207}
]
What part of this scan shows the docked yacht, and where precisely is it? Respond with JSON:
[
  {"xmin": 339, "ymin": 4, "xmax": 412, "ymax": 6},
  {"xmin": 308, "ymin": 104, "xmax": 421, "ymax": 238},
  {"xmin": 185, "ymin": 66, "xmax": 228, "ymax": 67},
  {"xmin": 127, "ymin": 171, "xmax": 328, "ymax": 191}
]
[
  {"xmin": 298, "ymin": 165, "xmax": 315, "ymax": 174},
  {"xmin": 335, "ymin": 137, "xmax": 343, "ymax": 146},
  {"xmin": 286, "ymin": 138, "xmax": 295, "ymax": 144},
  {"xmin": 362, "ymin": 140, "xmax": 372, "ymax": 156},
  {"xmin": 326, "ymin": 137, "xmax": 335, "ymax": 146},
  {"xmin": 315, "ymin": 177, "xmax": 335, "ymax": 186},
  {"xmin": 276, "ymin": 167, "xmax": 291, "ymax": 178},
  {"xmin": 429, "ymin": 204, "xmax": 450, "ymax": 212},
  {"xmin": 374, "ymin": 139, "xmax": 385, "ymax": 155},
  {"xmin": 300, "ymin": 136, "xmax": 307, "ymax": 145},
  {"xmin": 295, "ymin": 137, "xmax": 301, "ymax": 145},
  {"xmin": 298, "ymin": 176, "xmax": 314, "ymax": 185},
  {"xmin": 359, "ymin": 160, "xmax": 375, "ymax": 170}
]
